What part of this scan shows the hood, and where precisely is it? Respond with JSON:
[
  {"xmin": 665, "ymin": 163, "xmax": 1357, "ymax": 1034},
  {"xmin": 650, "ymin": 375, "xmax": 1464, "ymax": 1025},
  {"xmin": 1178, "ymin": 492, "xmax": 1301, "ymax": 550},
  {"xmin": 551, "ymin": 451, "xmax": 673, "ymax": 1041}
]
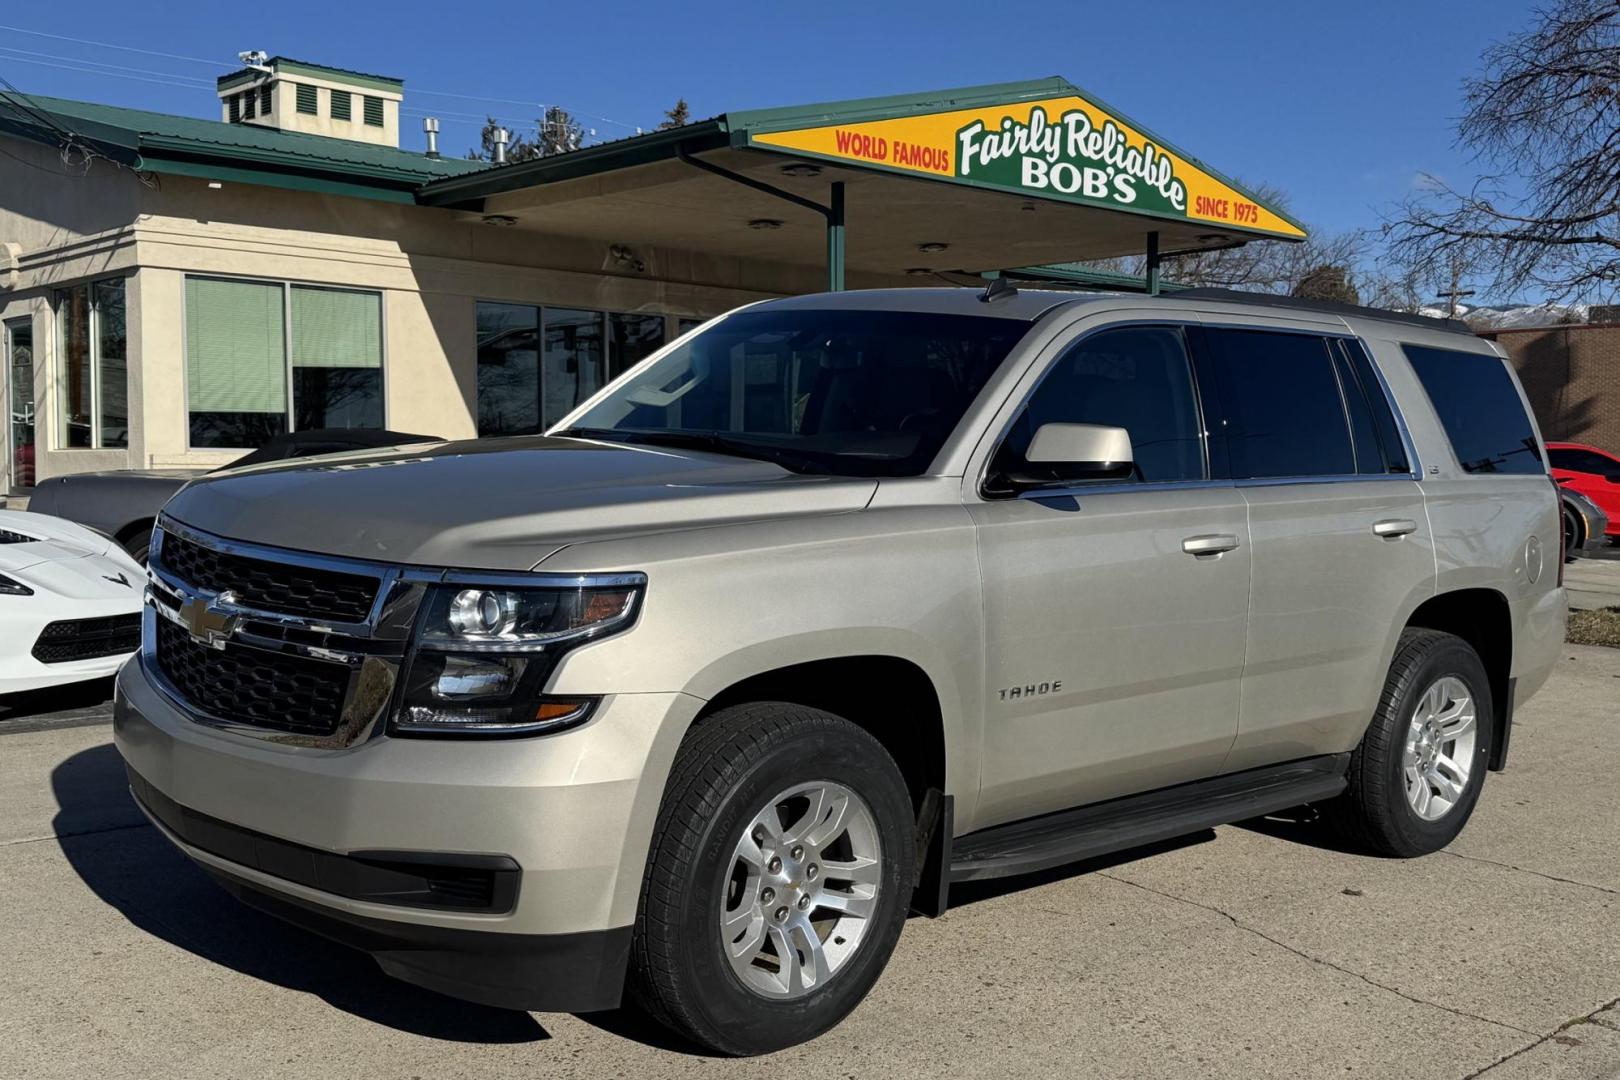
[
  {"xmin": 0, "ymin": 510, "xmax": 120, "ymax": 572},
  {"xmin": 161, "ymin": 436, "xmax": 878, "ymax": 570}
]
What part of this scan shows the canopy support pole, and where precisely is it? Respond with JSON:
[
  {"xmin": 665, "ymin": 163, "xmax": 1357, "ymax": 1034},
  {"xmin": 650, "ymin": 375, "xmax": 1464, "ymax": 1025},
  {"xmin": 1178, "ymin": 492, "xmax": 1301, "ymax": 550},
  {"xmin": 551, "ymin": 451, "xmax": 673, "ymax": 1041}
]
[
  {"xmin": 676, "ymin": 146, "xmax": 846, "ymax": 291},
  {"xmin": 1145, "ymin": 231, "xmax": 1161, "ymax": 296},
  {"xmin": 827, "ymin": 182, "xmax": 845, "ymax": 292}
]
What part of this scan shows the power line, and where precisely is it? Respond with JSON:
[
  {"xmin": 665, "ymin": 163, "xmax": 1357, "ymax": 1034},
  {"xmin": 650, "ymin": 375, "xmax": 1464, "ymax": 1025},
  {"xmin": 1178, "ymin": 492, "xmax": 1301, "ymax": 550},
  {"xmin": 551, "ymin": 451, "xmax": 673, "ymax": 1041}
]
[
  {"xmin": 0, "ymin": 52, "xmax": 215, "ymax": 92},
  {"xmin": 0, "ymin": 24, "xmax": 232, "ymax": 68},
  {"xmin": 0, "ymin": 23, "xmax": 651, "ymax": 132},
  {"xmin": 0, "ymin": 47, "xmax": 215, "ymax": 88}
]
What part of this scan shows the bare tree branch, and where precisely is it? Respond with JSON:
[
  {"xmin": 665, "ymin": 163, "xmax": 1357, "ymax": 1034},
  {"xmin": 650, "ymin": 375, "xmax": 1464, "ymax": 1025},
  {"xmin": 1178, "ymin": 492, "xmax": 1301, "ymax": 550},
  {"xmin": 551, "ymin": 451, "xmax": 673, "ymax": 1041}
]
[{"xmin": 1383, "ymin": 0, "xmax": 1620, "ymax": 302}]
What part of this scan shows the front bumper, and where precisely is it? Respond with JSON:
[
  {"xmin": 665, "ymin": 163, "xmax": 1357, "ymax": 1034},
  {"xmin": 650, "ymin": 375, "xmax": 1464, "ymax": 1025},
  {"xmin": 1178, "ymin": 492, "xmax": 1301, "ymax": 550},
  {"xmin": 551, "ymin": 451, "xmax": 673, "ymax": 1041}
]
[
  {"xmin": 114, "ymin": 655, "xmax": 701, "ymax": 1012},
  {"xmin": 0, "ymin": 603, "xmax": 140, "ymax": 694}
]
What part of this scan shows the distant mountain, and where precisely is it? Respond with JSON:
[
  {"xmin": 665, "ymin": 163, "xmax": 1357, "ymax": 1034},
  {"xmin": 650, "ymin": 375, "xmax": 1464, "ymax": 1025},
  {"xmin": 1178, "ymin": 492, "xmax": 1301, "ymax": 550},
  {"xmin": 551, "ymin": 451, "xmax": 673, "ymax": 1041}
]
[{"xmin": 1416, "ymin": 302, "xmax": 1592, "ymax": 330}]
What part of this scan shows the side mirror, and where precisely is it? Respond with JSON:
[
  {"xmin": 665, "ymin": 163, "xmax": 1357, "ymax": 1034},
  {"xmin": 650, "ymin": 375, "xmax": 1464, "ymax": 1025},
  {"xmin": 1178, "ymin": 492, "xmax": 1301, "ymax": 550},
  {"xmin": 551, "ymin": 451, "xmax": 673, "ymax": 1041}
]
[{"xmin": 997, "ymin": 423, "xmax": 1136, "ymax": 492}]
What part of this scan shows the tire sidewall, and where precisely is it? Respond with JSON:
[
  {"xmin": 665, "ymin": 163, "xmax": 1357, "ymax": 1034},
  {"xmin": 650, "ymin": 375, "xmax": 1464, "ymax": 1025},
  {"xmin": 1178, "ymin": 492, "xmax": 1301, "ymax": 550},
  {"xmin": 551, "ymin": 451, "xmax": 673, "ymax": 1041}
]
[
  {"xmin": 666, "ymin": 725, "xmax": 914, "ymax": 1053},
  {"xmin": 1383, "ymin": 641, "xmax": 1494, "ymax": 852}
]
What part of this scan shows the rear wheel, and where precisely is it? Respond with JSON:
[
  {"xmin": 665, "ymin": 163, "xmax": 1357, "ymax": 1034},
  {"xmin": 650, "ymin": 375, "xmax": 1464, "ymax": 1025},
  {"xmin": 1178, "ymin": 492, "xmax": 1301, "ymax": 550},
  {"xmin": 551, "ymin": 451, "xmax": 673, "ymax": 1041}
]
[
  {"xmin": 1326, "ymin": 629, "xmax": 1493, "ymax": 856},
  {"xmin": 1563, "ymin": 506, "xmax": 1583, "ymax": 559},
  {"xmin": 628, "ymin": 702, "xmax": 915, "ymax": 1055}
]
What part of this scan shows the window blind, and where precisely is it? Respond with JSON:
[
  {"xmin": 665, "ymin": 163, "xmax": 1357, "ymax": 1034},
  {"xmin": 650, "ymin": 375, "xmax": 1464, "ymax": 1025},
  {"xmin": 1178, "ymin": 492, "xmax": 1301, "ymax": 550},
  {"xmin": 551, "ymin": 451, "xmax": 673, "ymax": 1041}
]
[
  {"xmin": 296, "ymin": 83, "xmax": 318, "ymax": 115},
  {"xmin": 363, "ymin": 96, "xmax": 383, "ymax": 126},
  {"xmin": 290, "ymin": 286, "xmax": 381, "ymax": 369},
  {"xmin": 331, "ymin": 90, "xmax": 351, "ymax": 121},
  {"xmin": 185, "ymin": 278, "xmax": 286, "ymax": 413}
]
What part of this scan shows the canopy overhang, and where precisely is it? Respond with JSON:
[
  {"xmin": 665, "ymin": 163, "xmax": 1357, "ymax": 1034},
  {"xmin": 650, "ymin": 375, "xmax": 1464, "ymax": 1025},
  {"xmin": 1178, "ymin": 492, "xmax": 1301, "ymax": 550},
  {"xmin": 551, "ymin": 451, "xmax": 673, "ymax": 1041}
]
[{"xmin": 418, "ymin": 78, "xmax": 1306, "ymax": 292}]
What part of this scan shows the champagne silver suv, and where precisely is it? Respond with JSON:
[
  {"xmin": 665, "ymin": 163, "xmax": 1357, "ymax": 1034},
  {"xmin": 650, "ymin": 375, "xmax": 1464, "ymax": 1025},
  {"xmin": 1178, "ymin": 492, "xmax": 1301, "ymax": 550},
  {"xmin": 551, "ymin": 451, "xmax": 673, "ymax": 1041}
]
[{"xmin": 114, "ymin": 287, "xmax": 1566, "ymax": 1055}]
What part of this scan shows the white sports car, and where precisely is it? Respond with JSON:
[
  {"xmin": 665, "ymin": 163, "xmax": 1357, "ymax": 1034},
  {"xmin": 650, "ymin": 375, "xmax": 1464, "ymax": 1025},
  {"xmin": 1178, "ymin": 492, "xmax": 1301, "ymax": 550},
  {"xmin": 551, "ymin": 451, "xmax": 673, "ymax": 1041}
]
[{"xmin": 1, "ymin": 510, "xmax": 145, "ymax": 694}]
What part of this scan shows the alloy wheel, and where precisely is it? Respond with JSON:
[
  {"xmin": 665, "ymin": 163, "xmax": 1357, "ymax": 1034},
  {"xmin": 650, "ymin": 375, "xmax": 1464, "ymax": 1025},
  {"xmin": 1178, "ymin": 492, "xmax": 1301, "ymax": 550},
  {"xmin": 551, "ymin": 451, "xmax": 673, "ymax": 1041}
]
[
  {"xmin": 1402, "ymin": 675, "xmax": 1477, "ymax": 822},
  {"xmin": 719, "ymin": 781, "xmax": 882, "ymax": 999}
]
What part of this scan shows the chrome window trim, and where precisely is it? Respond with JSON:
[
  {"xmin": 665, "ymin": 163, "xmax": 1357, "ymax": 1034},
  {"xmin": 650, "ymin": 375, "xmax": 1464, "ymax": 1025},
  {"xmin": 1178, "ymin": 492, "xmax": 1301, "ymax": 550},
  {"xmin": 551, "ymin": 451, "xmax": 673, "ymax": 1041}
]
[
  {"xmin": 976, "ymin": 319, "xmax": 1214, "ymax": 502},
  {"xmin": 977, "ymin": 318, "xmax": 1425, "ymax": 503},
  {"xmin": 1340, "ymin": 337, "xmax": 1424, "ymax": 478}
]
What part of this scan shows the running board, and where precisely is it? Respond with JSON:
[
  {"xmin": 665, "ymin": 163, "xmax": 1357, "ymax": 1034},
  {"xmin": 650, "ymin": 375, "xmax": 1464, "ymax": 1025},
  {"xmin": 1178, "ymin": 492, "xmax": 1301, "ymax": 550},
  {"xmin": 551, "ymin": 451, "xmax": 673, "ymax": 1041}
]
[{"xmin": 949, "ymin": 754, "xmax": 1350, "ymax": 884}]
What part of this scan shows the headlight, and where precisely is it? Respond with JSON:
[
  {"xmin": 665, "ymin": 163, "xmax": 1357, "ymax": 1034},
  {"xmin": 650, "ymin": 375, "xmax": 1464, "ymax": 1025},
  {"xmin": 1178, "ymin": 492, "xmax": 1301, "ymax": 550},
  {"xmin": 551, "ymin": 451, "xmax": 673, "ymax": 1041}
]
[
  {"xmin": 0, "ymin": 572, "xmax": 33, "ymax": 596},
  {"xmin": 390, "ymin": 577, "xmax": 643, "ymax": 737}
]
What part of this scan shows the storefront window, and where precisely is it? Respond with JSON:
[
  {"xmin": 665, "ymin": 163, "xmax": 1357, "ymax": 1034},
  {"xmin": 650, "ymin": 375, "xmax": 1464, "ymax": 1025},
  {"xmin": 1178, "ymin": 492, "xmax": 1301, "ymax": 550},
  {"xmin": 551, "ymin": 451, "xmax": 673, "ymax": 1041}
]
[
  {"xmin": 608, "ymin": 312, "xmax": 666, "ymax": 380},
  {"xmin": 54, "ymin": 278, "xmax": 128, "ymax": 449},
  {"xmin": 5, "ymin": 317, "xmax": 33, "ymax": 490},
  {"xmin": 185, "ymin": 275, "xmax": 385, "ymax": 448},
  {"xmin": 476, "ymin": 302, "xmax": 540, "ymax": 436},
  {"xmin": 95, "ymin": 281, "xmax": 128, "ymax": 448},
  {"xmin": 477, "ymin": 302, "xmax": 672, "ymax": 437},
  {"xmin": 290, "ymin": 286, "xmax": 383, "ymax": 430},
  {"xmin": 544, "ymin": 308, "xmax": 605, "ymax": 427}
]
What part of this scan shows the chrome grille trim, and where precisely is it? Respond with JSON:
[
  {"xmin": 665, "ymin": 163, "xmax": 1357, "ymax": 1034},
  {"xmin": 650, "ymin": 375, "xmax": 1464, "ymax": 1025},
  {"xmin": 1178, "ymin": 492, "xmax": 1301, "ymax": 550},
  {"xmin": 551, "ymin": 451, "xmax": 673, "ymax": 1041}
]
[
  {"xmin": 143, "ymin": 516, "xmax": 646, "ymax": 749},
  {"xmin": 144, "ymin": 517, "xmax": 425, "ymax": 748}
]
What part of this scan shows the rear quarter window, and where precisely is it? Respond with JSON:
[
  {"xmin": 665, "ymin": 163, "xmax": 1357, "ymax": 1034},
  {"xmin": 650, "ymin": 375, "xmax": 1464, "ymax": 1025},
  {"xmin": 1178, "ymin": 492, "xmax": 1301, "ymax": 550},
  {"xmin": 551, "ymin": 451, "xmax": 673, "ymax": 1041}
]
[{"xmin": 1401, "ymin": 344, "xmax": 1544, "ymax": 475}]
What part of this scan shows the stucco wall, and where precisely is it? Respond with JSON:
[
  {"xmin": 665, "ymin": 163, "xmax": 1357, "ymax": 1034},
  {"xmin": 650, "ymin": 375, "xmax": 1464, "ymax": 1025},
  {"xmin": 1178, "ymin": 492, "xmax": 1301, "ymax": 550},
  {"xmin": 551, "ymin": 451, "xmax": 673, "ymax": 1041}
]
[{"xmin": 1, "ymin": 133, "xmax": 900, "ymax": 485}]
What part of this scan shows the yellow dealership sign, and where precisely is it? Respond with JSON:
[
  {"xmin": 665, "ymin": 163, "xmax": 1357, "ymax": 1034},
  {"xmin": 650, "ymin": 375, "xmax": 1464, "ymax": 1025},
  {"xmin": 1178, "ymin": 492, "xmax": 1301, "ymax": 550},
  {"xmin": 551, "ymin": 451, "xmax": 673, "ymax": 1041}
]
[{"xmin": 749, "ymin": 92, "xmax": 1306, "ymax": 241}]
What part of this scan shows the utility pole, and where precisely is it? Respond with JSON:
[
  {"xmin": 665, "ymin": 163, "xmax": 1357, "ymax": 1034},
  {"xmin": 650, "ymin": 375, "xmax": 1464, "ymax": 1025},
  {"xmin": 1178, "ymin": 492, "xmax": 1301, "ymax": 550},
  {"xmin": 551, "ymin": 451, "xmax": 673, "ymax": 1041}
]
[
  {"xmin": 1438, "ymin": 254, "xmax": 1475, "ymax": 319},
  {"xmin": 1437, "ymin": 288, "xmax": 1475, "ymax": 319}
]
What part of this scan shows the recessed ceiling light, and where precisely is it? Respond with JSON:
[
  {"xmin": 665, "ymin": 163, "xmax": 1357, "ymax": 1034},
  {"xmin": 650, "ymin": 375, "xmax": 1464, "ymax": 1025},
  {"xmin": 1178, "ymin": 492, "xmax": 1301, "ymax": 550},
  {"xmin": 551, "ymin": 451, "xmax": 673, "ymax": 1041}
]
[
  {"xmin": 481, "ymin": 214, "xmax": 518, "ymax": 226},
  {"xmin": 904, "ymin": 267, "xmax": 933, "ymax": 276},
  {"xmin": 207, "ymin": 181, "xmax": 223, "ymax": 189},
  {"xmin": 780, "ymin": 162, "xmax": 822, "ymax": 178},
  {"xmin": 748, "ymin": 218, "xmax": 784, "ymax": 230},
  {"xmin": 917, "ymin": 241, "xmax": 949, "ymax": 253}
]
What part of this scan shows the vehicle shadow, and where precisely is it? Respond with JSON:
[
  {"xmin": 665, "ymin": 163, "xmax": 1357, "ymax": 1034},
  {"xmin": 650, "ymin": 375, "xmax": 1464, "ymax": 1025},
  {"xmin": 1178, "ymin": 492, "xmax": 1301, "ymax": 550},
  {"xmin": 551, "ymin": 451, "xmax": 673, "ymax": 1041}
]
[
  {"xmin": 51, "ymin": 742, "xmax": 550, "ymax": 1044},
  {"xmin": 0, "ymin": 676, "xmax": 115, "ymax": 724},
  {"xmin": 1230, "ymin": 804, "xmax": 1380, "ymax": 856}
]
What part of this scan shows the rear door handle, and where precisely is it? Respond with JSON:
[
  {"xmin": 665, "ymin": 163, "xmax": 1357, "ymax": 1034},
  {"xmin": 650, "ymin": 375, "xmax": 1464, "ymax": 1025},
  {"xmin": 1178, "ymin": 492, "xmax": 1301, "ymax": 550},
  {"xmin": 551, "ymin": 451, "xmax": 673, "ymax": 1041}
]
[
  {"xmin": 1182, "ymin": 534, "xmax": 1239, "ymax": 557},
  {"xmin": 1372, "ymin": 519, "xmax": 1418, "ymax": 538}
]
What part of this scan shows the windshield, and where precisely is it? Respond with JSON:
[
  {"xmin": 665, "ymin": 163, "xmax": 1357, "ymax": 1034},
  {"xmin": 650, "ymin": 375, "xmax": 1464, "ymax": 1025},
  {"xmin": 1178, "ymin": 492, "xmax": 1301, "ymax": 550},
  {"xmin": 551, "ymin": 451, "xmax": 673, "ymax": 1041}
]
[{"xmin": 559, "ymin": 308, "xmax": 1028, "ymax": 476}]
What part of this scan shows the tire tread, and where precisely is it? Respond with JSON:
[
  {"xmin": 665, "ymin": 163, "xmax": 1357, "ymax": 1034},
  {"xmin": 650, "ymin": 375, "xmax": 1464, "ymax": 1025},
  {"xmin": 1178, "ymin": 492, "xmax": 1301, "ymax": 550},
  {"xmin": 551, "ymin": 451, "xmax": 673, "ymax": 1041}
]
[{"xmin": 628, "ymin": 701, "xmax": 906, "ymax": 1052}]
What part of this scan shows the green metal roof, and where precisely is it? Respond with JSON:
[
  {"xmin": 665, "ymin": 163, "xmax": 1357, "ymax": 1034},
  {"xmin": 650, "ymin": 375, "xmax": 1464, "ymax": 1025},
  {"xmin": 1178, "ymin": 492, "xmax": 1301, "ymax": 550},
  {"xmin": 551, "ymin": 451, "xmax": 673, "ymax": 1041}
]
[
  {"xmin": 418, "ymin": 77, "xmax": 1307, "ymax": 242},
  {"xmin": 217, "ymin": 57, "xmax": 405, "ymax": 94},
  {"xmin": 0, "ymin": 94, "xmax": 488, "ymax": 202}
]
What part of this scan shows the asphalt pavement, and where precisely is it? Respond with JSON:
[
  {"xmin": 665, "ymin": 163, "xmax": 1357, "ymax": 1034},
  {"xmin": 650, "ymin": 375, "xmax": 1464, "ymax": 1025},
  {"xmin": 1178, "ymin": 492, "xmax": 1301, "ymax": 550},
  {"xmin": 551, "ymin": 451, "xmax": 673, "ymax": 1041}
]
[{"xmin": 2, "ymin": 650, "xmax": 1618, "ymax": 1080}]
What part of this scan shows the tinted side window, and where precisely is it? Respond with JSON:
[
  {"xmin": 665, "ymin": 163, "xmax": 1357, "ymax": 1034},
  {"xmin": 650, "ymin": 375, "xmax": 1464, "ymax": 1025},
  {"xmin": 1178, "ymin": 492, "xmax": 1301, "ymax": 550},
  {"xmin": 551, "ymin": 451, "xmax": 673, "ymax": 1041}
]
[
  {"xmin": 991, "ymin": 326, "xmax": 1204, "ymax": 485},
  {"xmin": 1331, "ymin": 345, "xmax": 1386, "ymax": 475},
  {"xmin": 1548, "ymin": 447, "xmax": 1613, "ymax": 474},
  {"xmin": 1338, "ymin": 339, "xmax": 1409, "ymax": 473},
  {"xmin": 1194, "ymin": 329, "xmax": 1354, "ymax": 479},
  {"xmin": 1402, "ymin": 345, "xmax": 1544, "ymax": 475}
]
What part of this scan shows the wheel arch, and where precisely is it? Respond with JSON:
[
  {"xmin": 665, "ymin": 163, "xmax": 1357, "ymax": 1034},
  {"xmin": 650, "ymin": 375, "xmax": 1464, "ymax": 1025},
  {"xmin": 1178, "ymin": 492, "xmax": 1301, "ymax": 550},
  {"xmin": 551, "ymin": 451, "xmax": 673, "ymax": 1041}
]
[
  {"xmin": 1404, "ymin": 587, "xmax": 1513, "ymax": 771},
  {"xmin": 700, "ymin": 654, "xmax": 949, "ymax": 816}
]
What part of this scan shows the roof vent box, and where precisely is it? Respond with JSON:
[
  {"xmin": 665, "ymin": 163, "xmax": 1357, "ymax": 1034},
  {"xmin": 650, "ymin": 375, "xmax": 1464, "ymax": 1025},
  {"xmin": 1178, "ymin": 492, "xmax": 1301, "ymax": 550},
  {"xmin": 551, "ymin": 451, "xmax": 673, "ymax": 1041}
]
[{"xmin": 216, "ymin": 57, "xmax": 404, "ymax": 148}]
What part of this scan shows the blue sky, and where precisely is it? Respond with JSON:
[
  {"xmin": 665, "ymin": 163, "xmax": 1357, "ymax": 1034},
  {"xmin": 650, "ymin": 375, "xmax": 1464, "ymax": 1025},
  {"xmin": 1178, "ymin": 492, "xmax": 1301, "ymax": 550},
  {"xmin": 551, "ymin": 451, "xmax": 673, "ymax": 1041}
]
[{"xmin": 0, "ymin": 0, "xmax": 1533, "ymax": 243}]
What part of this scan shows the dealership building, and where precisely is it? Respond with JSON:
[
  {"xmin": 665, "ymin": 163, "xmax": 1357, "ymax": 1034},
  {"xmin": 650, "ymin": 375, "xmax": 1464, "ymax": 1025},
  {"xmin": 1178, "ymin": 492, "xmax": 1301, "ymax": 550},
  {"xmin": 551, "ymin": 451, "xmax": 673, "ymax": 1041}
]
[{"xmin": 0, "ymin": 58, "xmax": 1305, "ymax": 496}]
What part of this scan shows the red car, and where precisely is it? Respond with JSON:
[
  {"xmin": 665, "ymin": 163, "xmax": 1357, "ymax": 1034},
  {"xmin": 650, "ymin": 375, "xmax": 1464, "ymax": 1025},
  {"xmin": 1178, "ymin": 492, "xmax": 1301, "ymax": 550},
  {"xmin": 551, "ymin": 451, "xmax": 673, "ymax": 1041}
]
[{"xmin": 1547, "ymin": 441, "xmax": 1620, "ymax": 539}]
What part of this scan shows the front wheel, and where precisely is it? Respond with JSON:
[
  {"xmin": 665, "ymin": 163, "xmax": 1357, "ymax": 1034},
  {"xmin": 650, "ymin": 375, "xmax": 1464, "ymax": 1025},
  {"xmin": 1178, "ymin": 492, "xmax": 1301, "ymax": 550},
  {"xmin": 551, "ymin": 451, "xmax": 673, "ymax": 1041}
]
[
  {"xmin": 1326, "ymin": 629, "xmax": 1493, "ymax": 857},
  {"xmin": 628, "ymin": 702, "xmax": 916, "ymax": 1055}
]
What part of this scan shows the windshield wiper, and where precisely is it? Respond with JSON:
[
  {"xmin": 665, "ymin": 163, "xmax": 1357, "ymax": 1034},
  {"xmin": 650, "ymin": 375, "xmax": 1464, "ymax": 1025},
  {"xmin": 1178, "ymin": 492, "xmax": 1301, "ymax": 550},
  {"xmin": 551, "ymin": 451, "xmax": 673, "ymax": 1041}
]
[{"xmin": 553, "ymin": 428, "xmax": 830, "ymax": 475}]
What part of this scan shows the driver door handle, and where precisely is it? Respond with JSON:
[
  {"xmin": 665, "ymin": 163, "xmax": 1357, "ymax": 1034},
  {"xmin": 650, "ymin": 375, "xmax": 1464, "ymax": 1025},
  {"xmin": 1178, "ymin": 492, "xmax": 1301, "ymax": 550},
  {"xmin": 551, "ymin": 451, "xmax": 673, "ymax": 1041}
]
[
  {"xmin": 1182, "ymin": 534, "xmax": 1239, "ymax": 557},
  {"xmin": 1372, "ymin": 519, "xmax": 1418, "ymax": 539}
]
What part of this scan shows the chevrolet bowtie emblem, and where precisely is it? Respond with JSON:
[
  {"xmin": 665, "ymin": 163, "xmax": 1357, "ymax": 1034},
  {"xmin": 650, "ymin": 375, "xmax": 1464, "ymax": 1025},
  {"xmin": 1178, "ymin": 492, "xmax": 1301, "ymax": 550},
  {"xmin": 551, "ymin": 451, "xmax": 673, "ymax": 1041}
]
[{"xmin": 178, "ymin": 589, "xmax": 242, "ymax": 650}]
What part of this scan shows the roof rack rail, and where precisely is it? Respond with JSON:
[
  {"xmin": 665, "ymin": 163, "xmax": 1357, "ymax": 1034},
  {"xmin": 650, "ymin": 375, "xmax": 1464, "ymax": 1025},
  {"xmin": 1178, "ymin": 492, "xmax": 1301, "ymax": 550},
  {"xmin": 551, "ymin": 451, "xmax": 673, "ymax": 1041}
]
[{"xmin": 1171, "ymin": 288, "xmax": 1473, "ymax": 335}]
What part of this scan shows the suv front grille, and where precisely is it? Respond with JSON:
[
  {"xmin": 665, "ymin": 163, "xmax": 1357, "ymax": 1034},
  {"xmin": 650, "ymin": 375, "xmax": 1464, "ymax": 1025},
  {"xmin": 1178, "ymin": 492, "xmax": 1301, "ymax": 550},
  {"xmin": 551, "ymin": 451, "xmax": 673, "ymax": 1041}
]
[
  {"xmin": 32, "ymin": 613, "xmax": 142, "ymax": 664},
  {"xmin": 157, "ymin": 531, "xmax": 379, "ymax": 624},
  {"xmin": 154, "ymin": 618, "xmax": 350, "ymax": 736}
]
